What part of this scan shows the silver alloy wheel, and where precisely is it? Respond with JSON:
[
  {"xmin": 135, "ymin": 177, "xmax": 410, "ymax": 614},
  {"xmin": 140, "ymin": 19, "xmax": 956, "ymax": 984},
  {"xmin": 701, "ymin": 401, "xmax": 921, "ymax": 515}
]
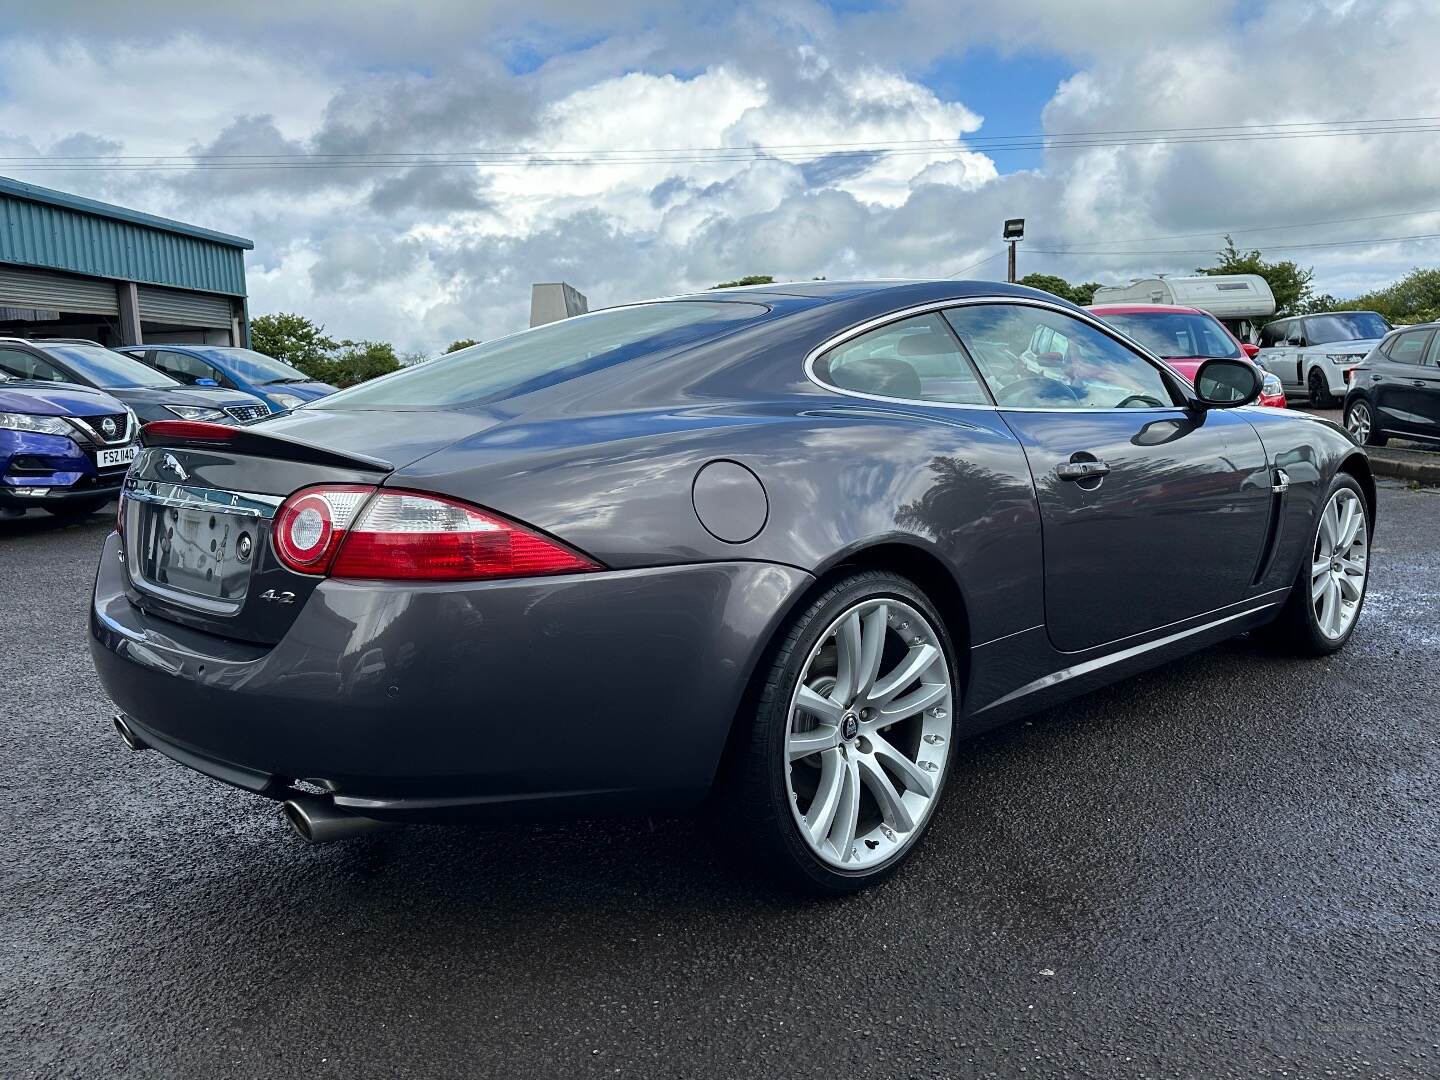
[
  {"xmin": 1346, "ymin": 402, "xmax": 1372, "ymax": 444},
  {"xmin": 1311, "ymin": 488, "xmax": 1369, "ymax": 640},
  {"xmin": 784, "ymin": 597, "xmax": 953, "ymax": 870}
]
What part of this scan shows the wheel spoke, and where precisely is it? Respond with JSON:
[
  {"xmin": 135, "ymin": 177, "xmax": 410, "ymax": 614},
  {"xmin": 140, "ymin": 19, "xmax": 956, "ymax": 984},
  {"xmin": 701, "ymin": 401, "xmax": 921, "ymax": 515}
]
[
  {"xmin": 1319, "ymin": 499, "xmax": 1339, "ymax": 551},
  {"xmin": 803, "ymin": 748, "xmax": 844, "ymax": 843},
  {"xmin": 796, "ymin": 684, "xmax": 843, "ymax": 725},
  {"xmin": 856, "ymin": 754, "xmax": 916, "ymax": 833},
  {"xmin": 855, "ymin": 604, "xmax": 887, "ymax": 700},
  {"xmin": 1310, "ymin": 560, "xmax": 1331, "ymax": 600},
  {"xmin": 868, "ymin": 732, "xmax": 936, "ymax": 799},
  {"xmin": 868, "ymin": 644, "xmax": 940, "ymax": 706},
  {"xmin": 788, "ymin": 723, "xmax": 841, "ymax": 761},
  {"xmin": 1336, "ymin": 571, "xmax": 1363, "ymax": 603},
  {"xmin": 1320, "ymin": 576, "xmax": 1340, "ymax": 635},
  {"xmin": 831, "ymin": 754, "xmax": 861, "ymax": 861},
  {"xmin": 877, "ymin": 679, "xmax": 947, "ymax": 722},
  {"xmin": 1337, "ymin": 498, "xmax": 1362, "ymax": 550},
  {"xmin": 831, "ymin": 611, "xmax": 863, "ymax": 703}
]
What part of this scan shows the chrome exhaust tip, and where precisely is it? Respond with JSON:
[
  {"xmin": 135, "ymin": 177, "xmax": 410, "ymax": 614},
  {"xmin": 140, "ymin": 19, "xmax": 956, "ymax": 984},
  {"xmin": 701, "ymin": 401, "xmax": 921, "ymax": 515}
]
[
  {"xmin": 113, "ymin": 713, "xmax": 148, "ymax": 752},
  {"xmin": 282, "ymin": 795, "xmax": 396, "ymax": 844}
]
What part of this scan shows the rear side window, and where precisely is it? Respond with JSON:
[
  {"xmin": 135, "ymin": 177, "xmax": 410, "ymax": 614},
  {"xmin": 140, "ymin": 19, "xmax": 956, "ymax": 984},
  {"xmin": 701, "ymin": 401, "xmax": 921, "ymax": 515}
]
[
  {"xmin": 813, "ymin": 313, "xmax": 989, "ymax": 404},
  {"xmin": 0, "ymin": 348, "xmax": 67, "ymax": 382},
  {"xmin": 1259, "ymin": 322, "xmax": 1286, "ymax": 348},
  {"xmin": 324, "ymin": 302, "xmax": 767, "ymax": 409},
  {"xmin": 1385, "ymin": 331, "xmax": 1432, "ymax": 365}
]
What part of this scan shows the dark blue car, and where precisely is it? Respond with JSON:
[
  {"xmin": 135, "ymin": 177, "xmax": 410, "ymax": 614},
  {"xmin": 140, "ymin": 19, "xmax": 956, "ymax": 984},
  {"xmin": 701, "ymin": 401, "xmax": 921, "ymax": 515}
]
[
  {"xmin": 0, "ymin": 373, "xmax": 137, "ymax": 517},
  {"xmin": 117, "ymin": 344, "xmax": 337, "ymax": 414}
]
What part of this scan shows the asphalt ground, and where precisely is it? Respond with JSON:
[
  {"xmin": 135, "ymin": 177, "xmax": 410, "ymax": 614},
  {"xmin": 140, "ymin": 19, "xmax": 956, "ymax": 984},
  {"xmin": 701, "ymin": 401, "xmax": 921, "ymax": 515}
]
[{"xmin": 2, "ymin": 481, "xmax": 1437, "ymax": 1079}]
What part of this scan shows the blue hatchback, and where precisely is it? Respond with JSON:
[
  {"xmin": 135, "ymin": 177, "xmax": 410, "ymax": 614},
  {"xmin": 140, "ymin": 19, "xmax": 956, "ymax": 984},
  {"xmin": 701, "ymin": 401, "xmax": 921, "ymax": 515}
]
[
  {"xmin": 0, "ymin": 373, "xmax": 138, "ymax": 517},
  {"xmin": 117, "ymin": 345, "xmax": 337, "ymax": 414}
]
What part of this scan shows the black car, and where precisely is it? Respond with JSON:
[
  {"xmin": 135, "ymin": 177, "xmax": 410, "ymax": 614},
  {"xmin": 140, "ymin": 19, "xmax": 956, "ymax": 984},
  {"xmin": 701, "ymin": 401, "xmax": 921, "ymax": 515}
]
[
  {"xmin": 0, "ymin": 339, "xmax": 270, "ymax": 425},
  {"xmin": 1342, "ymin": 322, "xmax": 1440, "ymax": 448},
  {"xmin": 91, "ymin": 281, "xmax": 1374, "ymax": 894}
]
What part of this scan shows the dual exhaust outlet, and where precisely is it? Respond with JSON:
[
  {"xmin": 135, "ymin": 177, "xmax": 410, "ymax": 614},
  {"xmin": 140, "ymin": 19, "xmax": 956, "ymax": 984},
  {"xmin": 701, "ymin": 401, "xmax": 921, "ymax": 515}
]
[{"xmin": 113, "ymin": 713, "xmax": 396, "ymax": 845}]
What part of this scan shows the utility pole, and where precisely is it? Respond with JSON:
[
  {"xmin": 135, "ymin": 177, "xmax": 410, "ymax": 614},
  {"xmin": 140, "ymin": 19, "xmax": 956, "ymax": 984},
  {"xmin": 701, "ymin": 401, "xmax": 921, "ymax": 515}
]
[{"xmin": 1003, "ymin": 218, "xmax": 1025, "ymax": 283}]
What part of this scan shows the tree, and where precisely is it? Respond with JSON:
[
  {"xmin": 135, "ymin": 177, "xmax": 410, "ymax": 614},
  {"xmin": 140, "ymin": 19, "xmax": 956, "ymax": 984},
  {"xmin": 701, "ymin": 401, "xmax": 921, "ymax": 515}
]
[
  {"xmin": 445, "ymin": 339, "xmax": 479, "ymax": 353},
  {"xmin": 249, "ymin": 312, "xmax": 336, "ymax": 381},
  {"xmin": 712, "ymin": 275, "xmax": 774, "ymax": 289},
  {"xmin": 327, "ymin": 340, "xmax": 401, "ymax": 387},
  {"xmin": 1017, "ymin": 273, "xmax": 1103, "ymax": 306},
  {"xmin": 1332, "ymin": 267, "xmax": 1440, "ymax": 325},
  {"xmin": 1196, "ymin": 235, "xmax": 1314, "ymax": 316}
]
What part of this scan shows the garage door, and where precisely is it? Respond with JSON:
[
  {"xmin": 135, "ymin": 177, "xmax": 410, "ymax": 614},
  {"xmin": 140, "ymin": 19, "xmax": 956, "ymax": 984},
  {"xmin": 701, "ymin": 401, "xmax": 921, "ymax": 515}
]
[
  {"xmin": 136, "ymin": 285, "xmax": 234, "ymax": 329},
  {"xmin": 0, "ymin": 265, "xmax": 119, "ymax": 314}
]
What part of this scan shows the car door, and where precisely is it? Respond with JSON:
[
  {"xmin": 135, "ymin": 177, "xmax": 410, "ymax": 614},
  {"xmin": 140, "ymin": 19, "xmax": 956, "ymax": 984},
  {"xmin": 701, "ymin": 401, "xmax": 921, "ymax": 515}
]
[
  {"xmin": 944, "ymin": 301, "xmax": 1274, "ymax": 653},
  {"xmin": 1287, "ymin": 319, "xmax": 1312, "ymax": 390},
  {"xmin": 1416, "ymin": 333, "xmax": 1440, "ymax": 440},
  {"xmin": 1369, "ymin": 329, "xmax": 1433, "ymax": 436}
]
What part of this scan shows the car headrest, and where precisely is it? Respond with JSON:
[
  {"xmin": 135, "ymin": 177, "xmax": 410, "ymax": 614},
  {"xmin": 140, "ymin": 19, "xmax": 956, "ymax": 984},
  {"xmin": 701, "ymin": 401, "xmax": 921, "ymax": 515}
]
[
  {"xmin": 830, "ymin": 357, "xmax": 922, "ymax": 399},
  {"xmin": 896, "ymin": 330, "xmax": 954, "ymax": 357}
]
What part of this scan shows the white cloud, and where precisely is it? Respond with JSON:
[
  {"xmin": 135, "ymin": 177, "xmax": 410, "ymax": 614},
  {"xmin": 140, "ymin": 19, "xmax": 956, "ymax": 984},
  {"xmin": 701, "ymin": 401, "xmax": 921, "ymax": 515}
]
[{"xmin": 0, "ymin": 0, "xmax": 1437, "ymax": 353}]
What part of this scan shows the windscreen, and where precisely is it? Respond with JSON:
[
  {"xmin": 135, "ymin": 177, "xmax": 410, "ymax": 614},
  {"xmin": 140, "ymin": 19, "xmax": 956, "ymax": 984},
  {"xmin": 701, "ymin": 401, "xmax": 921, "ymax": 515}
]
[
  {"xmin": 46, "ymin": 345, "xmax": 178, "ymax": 388},
  {"xmin": 1306, "ymin": 312, "xmax": 1392, "ymax": 343},
  {"xmin": 324, "ymin": 301, "xmax": 768, "ymax": 409},
  {"xmin": 1102, "ymin": 312, "xmax": 1242, "ymax": 360},
  {"xmin": 200, "ymin": 348, "xmax": 311, "ymax": 385}
]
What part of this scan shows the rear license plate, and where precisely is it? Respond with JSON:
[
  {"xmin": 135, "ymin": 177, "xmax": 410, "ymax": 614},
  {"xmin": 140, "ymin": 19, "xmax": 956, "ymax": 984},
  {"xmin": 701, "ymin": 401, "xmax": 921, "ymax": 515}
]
[
  {"xmin": 98, "ymin": 445, "xmax": 138, "ymax": 468},
  {"xmin": 136, "ymin": 503, "xmax": 254, "ymax": 604}
]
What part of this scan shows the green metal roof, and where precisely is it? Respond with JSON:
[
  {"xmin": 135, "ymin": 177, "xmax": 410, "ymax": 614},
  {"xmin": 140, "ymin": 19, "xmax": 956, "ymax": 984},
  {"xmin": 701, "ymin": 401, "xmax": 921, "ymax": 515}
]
[{"xmin": 0, "ymin": 176, "xmax": 252, "ymax": 297}]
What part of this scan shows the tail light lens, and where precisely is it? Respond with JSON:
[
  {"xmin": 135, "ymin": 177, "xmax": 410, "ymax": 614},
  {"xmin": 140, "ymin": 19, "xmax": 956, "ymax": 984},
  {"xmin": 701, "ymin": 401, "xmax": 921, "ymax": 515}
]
[
  {"xmin": 141, "ymin": 419, "xmax": 236, "ymax": 442},
  {"xmin": 271, "ymin": 485, "xmax": 599, "ymax": 581},
  {"xmin": 272, "ymin": 486, "xmax": 374, "ymax": 573}
]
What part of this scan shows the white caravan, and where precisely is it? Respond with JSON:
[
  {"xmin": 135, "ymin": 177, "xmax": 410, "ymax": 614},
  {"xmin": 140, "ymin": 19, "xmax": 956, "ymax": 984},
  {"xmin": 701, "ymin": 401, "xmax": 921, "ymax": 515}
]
[{"xmin": 1091, "ymin": 275, "xmax": 1276, "ymax": 341}]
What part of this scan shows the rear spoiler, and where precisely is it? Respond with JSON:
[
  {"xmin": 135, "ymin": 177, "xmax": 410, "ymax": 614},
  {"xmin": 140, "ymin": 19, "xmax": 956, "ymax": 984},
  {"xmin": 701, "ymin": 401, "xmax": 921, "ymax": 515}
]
[{"xmin": 141, "ymin": 419, "xmax": 393, "ymax": 473}]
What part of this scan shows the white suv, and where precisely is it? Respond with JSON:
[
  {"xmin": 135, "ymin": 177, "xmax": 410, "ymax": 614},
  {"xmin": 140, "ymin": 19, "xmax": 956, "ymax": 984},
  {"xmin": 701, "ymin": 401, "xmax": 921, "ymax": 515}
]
[{"xmin": 1255, "ymin": 311, "xmax": 1392, "ymax": 406}]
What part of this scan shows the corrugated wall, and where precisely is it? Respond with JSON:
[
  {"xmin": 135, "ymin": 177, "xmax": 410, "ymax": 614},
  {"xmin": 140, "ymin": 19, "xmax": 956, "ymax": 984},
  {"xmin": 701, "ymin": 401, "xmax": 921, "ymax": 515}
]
[{"xmin": 0, "ymin": 194, "xmax": 247, "ymax": 296}]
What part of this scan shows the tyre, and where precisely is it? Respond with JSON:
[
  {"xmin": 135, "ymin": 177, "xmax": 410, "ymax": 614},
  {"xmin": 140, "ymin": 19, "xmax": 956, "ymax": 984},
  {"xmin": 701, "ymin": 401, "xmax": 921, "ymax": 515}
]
[
  {"xmin": 1344, "ymin": 399, "xmax": 1387, "ymax": 446},
  {"xmin": 42, "ymin": 497, "xmax": 110, "ymax": 519},
  {"xmin": 730, "ymin": 570, "xmax": 958, "ymax": 894},
  {"xmin": 1260, "ymin": 472, "xmax": 1371, "ymax": 656},
  {"xmin": 1307, "ymin": 368, "xmax": 1338, "ymax": 408}
]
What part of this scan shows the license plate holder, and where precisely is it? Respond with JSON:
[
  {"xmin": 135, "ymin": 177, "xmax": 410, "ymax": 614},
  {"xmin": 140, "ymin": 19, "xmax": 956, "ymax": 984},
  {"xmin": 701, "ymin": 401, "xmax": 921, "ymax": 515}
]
[
  {"xmin": 136, "ymin": 502, "xmax": 254, "ymax": 605},
  {"xmin": 98, "ymin": 445, "xmax": 138, "ymax": 468}
]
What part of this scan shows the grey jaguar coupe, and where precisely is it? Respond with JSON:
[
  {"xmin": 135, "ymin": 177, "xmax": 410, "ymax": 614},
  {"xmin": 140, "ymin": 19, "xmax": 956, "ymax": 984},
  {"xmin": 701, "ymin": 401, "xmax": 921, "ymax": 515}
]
[{"xmin": 91, "ymin": 280, "xmax": 1374, "ymax": 893}]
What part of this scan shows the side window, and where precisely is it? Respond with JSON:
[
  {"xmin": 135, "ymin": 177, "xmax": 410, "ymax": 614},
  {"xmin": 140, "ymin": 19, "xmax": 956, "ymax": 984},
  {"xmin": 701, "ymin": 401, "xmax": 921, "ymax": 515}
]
[
  {"xmin": 944, "ymin": 304, "xmax": 1177, "ymax": 410},
  {"xmin": 813, "ymin": 312, "xmax": 990, "ymax": 405},
  {"xmin": 1385, "ymin": 331, "xmax": 1431, "ymax": 366},
  {"xmin": 0, "ymin": 348, "xmax": 69, "ymax": 382},
  {"xmin": 1425, "ymin": 333, "xmax": 1440, "ymax": 368},
  {"xmin": 1288, "ymin": 321, "xmax": 1308, "ymax": 347},
  {"xmin": 1258, "ymin": 322, "xmax": 1283, "ymax": 349},
  {"xmin": 153, "ymin": 350, "xmax": 219, "ymax": 385}
]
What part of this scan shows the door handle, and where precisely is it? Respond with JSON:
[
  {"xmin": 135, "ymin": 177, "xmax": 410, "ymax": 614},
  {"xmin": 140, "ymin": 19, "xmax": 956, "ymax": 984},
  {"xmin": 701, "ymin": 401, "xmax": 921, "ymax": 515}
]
[
  {"xmin": 1413, "ymin": 380, "xmax": 1428, "ymax": 388},
  {"xmin": 1056, "ymin": 460, "xmax": 1111, "ymax": 481}
]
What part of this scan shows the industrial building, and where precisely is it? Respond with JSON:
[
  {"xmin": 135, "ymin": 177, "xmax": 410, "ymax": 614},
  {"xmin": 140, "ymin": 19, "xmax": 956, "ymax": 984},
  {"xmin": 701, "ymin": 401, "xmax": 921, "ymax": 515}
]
[{"xmin": 0, "ymin": 176, "xmax": 252, "ymax": 347}]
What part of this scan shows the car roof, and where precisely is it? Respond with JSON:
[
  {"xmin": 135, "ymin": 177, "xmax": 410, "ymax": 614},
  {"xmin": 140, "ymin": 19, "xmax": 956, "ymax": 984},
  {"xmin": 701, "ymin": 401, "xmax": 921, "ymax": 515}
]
[
  {"xmin": 1087, "ymin": 303, "xmax": 1213, "ymax": 316},
  {"xmin": 658, "ymin": 278, "xmax": 1067, "ymax": 308}
]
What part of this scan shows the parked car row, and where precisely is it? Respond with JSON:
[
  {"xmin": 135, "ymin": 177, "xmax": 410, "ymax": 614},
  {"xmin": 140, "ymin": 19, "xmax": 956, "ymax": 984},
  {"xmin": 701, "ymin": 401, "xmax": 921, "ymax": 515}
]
[{"xmin": 0, "ymin": 338, "xmax": 333, "ymax": 516}]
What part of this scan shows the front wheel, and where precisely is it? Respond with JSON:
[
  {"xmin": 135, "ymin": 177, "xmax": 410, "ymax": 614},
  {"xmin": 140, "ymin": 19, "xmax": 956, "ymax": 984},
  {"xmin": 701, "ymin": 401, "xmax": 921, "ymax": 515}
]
[
  {"xmin": 1345, "ymin": 399, "xmax": 1387, "ymax": 446},
  {"xmin": 1308, "ymin": 369, "xmax": 1338, "ymax": 408},
  {"xmin": 730, "ymin": 571, "xmax": 958, "ymax": 894},
  {"xmin": 1260, "ymin": 473, "xmax": 1371, "ymax": 655}
]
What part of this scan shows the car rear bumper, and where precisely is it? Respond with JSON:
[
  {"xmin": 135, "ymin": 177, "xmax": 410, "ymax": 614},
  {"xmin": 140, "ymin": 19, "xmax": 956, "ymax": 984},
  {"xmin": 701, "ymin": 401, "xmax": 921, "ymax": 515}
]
[{"xmin": 90, "ymin": 531, "xmax": 812, "ymax": 819}]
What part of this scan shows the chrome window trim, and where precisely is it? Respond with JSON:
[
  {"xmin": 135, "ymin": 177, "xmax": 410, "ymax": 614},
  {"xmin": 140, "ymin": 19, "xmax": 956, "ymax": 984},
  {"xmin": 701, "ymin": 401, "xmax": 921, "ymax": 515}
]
[{"xmin": 802, "ymin": 294, "xmax": 1195, "ymax": 414}]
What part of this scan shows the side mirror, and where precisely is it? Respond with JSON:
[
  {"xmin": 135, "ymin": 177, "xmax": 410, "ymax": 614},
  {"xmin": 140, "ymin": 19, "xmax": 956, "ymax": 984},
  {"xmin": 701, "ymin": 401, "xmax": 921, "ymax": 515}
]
[
  {"xmin": 195, "ymin": 377, "xmax": 219, "ymax": 386},
  {"xmin": 1241, "ymin": 342, "xmax": 1260, "ymax": 359},
  {"xmin": 1194, "ymin": 358, "xmax": 1262, "ymax": 408}
]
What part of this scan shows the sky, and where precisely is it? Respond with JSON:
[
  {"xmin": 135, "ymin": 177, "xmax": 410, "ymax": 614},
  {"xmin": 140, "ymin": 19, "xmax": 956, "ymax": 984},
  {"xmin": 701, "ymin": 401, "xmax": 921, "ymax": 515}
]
[{"xmin": 0, "ymin": 0, "xmax": 1438, "ymax": 353}]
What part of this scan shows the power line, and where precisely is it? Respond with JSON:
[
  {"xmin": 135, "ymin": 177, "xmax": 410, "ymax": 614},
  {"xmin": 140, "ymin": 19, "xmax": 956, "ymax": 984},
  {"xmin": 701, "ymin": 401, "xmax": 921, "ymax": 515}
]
[
  {"xmin": 4, "ymin": 116, "xmax": 1440, "ymax": 171},
  {"xmin": 945, "ymin": 251, "xmax": 1005, "ymax": 279},
  {"xmin": 1029, "ymin": 231, "xmax": 1440, "ymax": 257},
  {"xmin": 1029, "ymin": 208, "xmax": 1440, "ymax": 248}
]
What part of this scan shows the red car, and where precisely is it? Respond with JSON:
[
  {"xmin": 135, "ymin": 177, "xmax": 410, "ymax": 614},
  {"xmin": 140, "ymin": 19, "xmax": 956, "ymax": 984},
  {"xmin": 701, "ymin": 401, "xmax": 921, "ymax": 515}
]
[{"xmin": 1088, "ymin": 303, "xmax": 1287, "ymax": 408}]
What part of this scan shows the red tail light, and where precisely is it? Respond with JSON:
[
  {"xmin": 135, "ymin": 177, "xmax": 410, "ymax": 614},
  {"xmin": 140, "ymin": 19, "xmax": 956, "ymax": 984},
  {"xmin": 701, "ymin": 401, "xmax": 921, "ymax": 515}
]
[
  {"xmin": 142, "ymin": 420, "xmax": 236, "ymax": 442},
  {"xmin": 271, "ymin": 485, "xmax": 599, "ymax": 581}
]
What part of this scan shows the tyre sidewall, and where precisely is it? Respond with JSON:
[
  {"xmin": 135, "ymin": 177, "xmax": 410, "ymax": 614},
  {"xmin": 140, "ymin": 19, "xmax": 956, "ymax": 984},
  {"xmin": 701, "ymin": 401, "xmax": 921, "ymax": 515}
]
[
  {"xmin": 1296, "ymin": 472, "xmax": 1370, "ymax": 654},
  {"xmin": 745, "ymin": 570, "xmax": 959, "ymax": 894}
]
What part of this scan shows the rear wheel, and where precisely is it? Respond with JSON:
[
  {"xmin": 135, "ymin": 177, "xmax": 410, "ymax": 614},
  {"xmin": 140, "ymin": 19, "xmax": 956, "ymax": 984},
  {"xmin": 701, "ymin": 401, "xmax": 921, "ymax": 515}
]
[
  {"xmin": 1308, "ymin": 368, "xmax": 1338, "ymax": 408},
  {"xmin": 730, "ymin": 571, "xmax": 958, "ymax": 894},
  {"xmin": 1261, "ymin": 473, "xmax": 1370, "ymax": 655},
  {"xmin": 1345, "ymin": 399, "xmax": 1387, "ymax": 446}
]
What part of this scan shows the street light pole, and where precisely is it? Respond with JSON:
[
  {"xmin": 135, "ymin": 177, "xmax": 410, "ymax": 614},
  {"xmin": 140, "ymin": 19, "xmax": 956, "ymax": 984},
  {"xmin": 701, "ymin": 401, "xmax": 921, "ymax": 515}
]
[{"xmin": 1003, "ymin": 218, "xmax": 1025, "ymax": 284}]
